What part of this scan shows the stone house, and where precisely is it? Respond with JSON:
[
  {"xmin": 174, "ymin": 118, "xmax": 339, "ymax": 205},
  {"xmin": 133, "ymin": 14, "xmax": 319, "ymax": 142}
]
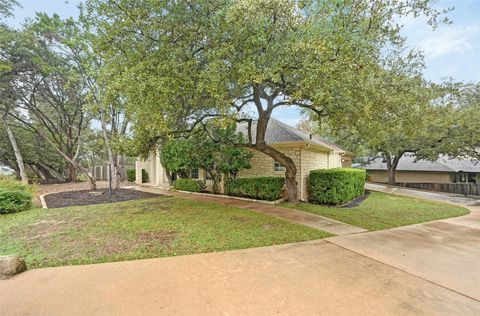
[{"xmin": 136, "ymin": 119, "xmax": 352, "ymax": 201}]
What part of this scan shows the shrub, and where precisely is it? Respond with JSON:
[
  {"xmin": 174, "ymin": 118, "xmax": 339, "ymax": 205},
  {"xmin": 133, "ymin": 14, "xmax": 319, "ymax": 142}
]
[
  {"xmin": 174, "ymin": 178, "xmax": 202, "ymax": 192},
  {"xmin": 309, "ymin": 168, "xmax": 365, "ymax": 205},
  {"xmin": 141, "ymin": 169, "xmax": 149, "ymax": 183},
  {"xmin": 0, "ymin": 190, "xmax": 33, "ymax": 214},
  {"xmin": 225, "ymin": 177, "xmax": 284, "ymax": 201},
  {"xmin": 126, "ymin": 169, "xmax": 136, "ymax": 182},
  {"xmin": 126, "ymin": 169, "xmax": 148, "ymax": 182}
]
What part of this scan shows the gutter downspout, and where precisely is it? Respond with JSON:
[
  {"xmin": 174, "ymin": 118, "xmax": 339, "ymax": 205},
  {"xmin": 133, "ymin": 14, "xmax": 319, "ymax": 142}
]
[{"xmin": 300, "ymin": 148, "xmax": 303, "ymax": 201}]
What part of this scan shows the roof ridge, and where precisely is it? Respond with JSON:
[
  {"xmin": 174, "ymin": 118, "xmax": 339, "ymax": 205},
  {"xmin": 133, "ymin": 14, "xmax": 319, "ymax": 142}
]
[{"xmin": 268, "ymin": 118, "xmax": 304, "ymax": 142}]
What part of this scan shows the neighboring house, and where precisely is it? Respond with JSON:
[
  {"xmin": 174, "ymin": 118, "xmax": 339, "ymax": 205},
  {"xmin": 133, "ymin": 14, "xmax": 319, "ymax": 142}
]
[
  {"xmin": 136, "ymin": 118, "xmax": 352, "ymax": 201},
  {"xmin": 365, "ymin": 153, "xmax": 480, "ymax": 184}
]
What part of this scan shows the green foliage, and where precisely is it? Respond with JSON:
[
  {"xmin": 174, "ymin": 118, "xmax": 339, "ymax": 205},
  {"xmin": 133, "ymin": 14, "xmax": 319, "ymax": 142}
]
[
  {"xmin": 308, "ymin": 168, "xmax": 365, "ymax": 205},
  {"xmin": 159, "ymin": 128, "xmax": 252, "ymax": 193},
  {"xmin": 283, "ymin": 191, "xmax": 468, "ymax": 231},
  {"xmin": 173, "ymin": 178, "xmax": 202, "ymax": 192},
  {"xmin": 0, "ymin": 178, "xmax": 34, "ymax": 214},
  {"xmin": 126, "ymin": 169, "xmax": 135, "ymax": 182},
  {"xmin": 85, "ymin": 0, "xmax": 449, "ymax": 152},
  {"xmin": 0, "ymin": 177, "xmax": 35, "ymax": 194},
  {"xmin": 0, "ymin": 196, "xmax": 329, "ymax": 268},
  {"xmin": 225, "ymin": 177, "xmax": 284, "ymax": 201},
  {"xmin": 0, "ymin": 190, "xmax": 33, "ymax": 214},
  {"xmin": 141, "ymin": 169, "xmax": 148, "ymax": 183}
]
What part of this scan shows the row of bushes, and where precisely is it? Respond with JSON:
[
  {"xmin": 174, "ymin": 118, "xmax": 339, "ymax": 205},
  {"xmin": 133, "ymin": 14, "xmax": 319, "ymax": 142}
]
[
  {"xmin": 0, "ymin": 177, "xmax": 34, "ymax": 214},
  {"xmin": 169, "ymin": 168, "xmax": 365, "ymax": 205},
  {"xmin": 126, "ymin": 169, "xmax": 149, "ymax": 183},
  {"xmin": 225, "ymin": 177, "xmax": 285, "ymax": 201},
  {"xmin": 308, "ymin": 168, "xmax": 365, "ymax": 205},
  {"xmin": 173, "ymin": 178, "xmax": 205, "ymax": 192}
]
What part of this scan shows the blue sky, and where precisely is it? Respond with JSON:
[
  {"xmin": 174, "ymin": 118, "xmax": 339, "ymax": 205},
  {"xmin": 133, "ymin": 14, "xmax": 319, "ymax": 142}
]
[{"xmin": 8, "ymin": 0, "xmax": 480, "ymax": 126}]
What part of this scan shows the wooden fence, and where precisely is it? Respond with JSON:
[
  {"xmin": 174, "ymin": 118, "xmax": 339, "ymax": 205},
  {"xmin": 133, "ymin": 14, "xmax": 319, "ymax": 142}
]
[{"xmin": 396, "ymin": 182, "xmax": 480, "ymax": 196}]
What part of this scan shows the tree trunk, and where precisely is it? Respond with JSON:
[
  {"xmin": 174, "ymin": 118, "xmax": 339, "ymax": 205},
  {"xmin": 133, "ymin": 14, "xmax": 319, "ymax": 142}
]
[
  {"xmin": 255, "ymin": 143, "xmax": 298, "ymax": 203},
  {"xmin": 67, "ymin": 163, "xmax": 77, "ymax": 182},
  {"xmin": 100, "ymin": 110, "xmax": 121, "ymax": 190},
  {"xmin": 39, "ymin": 131, "xmax": 97, "ymax": 190},
  {"xmin": 1, "ymin": 113, "xmax": 28, "ymax": 183},
  {"xmin": 385, "ymin": 153, "xmax": 402, "ymax": 186},
  {"xmin": 165, "ymin": 168, "xmax": 173, "ymax": 187},
  {"xmin": 250, "ymin": 112, "xmax": 298, "ymax": 203}
]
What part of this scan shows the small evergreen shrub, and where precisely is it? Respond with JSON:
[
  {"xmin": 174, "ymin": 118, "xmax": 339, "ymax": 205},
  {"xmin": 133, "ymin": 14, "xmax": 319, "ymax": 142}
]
[
  {"xmin": 0, "ymin": 190, "xmax": 33, "ymax": 214},
  {"xmin": 126, "ymin": 169, "xmax": 136, "ymax": 182},
  {"xmin": 225, "ymin": 177, "xmax": 284, "ymax": 201},
  {"xmin": 141, "ymin": 169, "xmax": 149, "ymax": 183},
  {"xmin": 174, "ymin": 178, "xmax": 202, "ymax": 192},
  {"xmin": 0, "ymin": 178, "xmax": 34, "ymax": 214},
  {"xmin": 309, "ymin": 168, "xmax": 365, "ymax": 205}
]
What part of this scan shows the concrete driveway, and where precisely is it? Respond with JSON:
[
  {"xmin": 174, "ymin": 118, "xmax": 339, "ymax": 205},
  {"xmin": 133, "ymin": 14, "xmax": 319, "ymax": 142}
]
[
  {"xmin": 329, "ymin": 183, "xmax": 480, "ymax": 300},
  {"xmin": 1, "ymin": 240, "xmax": 479, "ymax": 316}
]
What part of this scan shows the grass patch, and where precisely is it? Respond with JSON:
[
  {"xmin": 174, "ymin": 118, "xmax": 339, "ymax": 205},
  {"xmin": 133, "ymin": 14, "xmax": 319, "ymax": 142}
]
[
  {"xmin": 282, "ymin": 191, "xmax": 469, "ymax": 231},
  {"xmin": 0, "ymin": 196, "xmax": 330, "ymax": 268}
]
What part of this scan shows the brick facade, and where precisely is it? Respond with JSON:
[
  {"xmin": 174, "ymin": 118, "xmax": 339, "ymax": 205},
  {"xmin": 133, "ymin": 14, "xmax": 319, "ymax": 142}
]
[{"xmin": 137, "ymin": 144, "xmax": 350, "ymax": 201}]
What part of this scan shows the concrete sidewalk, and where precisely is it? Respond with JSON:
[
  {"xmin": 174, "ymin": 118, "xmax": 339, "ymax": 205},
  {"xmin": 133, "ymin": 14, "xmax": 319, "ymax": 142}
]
[
  {"xmin": 1, "ymin": 240, "xmax": 479, "ymax": 316},
  {"xmin": 130, "ymin": 185, "xmax": 367, "ymax": 236}
]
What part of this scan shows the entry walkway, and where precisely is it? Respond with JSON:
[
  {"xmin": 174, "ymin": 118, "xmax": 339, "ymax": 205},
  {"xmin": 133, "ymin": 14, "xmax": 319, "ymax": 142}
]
[{"xmin": 130, "ymin": 185, "xmax": 367, "ymax": 236}]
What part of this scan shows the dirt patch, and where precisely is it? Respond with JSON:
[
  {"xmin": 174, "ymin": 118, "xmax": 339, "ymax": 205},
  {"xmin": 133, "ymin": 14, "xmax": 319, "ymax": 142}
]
[
  {"xmin": 139, "ymin": 231, "xmax": 177, "ymax": 246},
  {"xmin": 44, "ymin": 188, "xmax": 161, "ymax": 208},
  {"xmin": 231, "ymin": 215, "xmax": 253, "ymax": 223},
  {"xmin": 262, "ymin": 223, "xmax": 279, "ymax": 230}
]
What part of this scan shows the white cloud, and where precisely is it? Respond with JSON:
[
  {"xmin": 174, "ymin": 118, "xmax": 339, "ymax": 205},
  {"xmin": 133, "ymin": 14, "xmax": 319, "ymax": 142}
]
[{"xmin": 416, "ymin": 24, "xmax": 480, "ymax": 60}]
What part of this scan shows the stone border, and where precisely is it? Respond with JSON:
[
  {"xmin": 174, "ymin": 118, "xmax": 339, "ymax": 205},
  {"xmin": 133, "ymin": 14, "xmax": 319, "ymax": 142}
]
[
  {"xmin": 172, "ymin": 190, "xmax": 285, "ymax": 205},
  {"xmin": 39, "ymin": 194, "xmax": 48, "ymax": 209}
]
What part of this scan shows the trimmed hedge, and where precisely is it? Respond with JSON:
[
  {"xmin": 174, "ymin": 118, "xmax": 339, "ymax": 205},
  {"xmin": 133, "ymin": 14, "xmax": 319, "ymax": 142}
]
[
  {"xmin": 126, "ymin": 169, "xmax": 148, "ymax": 183},
  {"xmin": 225, "ymin": 177, "xmax": 284, "ymax": 201},
  {"xmin": 309, "ymin": 168, "xmax": 365, "ymax": 205},
  {"xmin": 174, "ymin": 178, "xmax": 202, "ymax": 192}
]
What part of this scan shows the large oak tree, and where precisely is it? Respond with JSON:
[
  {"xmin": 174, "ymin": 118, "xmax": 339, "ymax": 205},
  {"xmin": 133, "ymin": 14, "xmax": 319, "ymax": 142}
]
[{"xmin": 86, "ymin": 0, "xmax": 449, "ymax": 202}]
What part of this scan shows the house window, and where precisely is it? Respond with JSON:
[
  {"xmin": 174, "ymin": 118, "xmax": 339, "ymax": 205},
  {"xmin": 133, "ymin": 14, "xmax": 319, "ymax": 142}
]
[
  {"xmin": 190, "ymin": 168, "xmax": 199, "ymax": 179},
  {"xmin": 206, "ymin": 171, "xmax": 213, "ymax": 180},
  {"xmin": 274, "ymin": 161, "xmax": 285, "ymax": 172}
]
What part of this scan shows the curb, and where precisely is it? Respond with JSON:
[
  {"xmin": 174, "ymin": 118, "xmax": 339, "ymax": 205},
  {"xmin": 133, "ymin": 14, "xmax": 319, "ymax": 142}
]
[{"xmin": 39, "ymin": 194, "xmax": 48, "ymax": 209}]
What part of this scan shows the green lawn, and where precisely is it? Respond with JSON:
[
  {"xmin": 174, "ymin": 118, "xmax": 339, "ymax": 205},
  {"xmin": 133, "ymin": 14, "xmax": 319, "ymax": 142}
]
[
  {"xmin": 0, "ymin": 196, "xmax": 330, "ymax": 268},
  {"xmin": 282, "ymin": 191, "xmax": 469, "ymax": 231}
]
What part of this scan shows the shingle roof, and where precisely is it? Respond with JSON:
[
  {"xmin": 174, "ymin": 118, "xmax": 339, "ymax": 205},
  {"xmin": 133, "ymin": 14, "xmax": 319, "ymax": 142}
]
[
  {"xmin": 237, "ymin": 118, "xmax": 347, "ymax": 152},
  {"xmin": 364, "ymin": 154, "xmax": 480, "ymax": 172}
]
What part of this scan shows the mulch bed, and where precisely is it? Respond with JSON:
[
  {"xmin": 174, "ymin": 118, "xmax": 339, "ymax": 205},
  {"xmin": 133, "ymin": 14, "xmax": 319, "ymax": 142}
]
[
  {"xmin": 44, "ymin": 188, "xmax": 161, "ymax": 208},
  {"xmin": 333, "ymin": 191, "xmax": 371, "ymax": 208}
]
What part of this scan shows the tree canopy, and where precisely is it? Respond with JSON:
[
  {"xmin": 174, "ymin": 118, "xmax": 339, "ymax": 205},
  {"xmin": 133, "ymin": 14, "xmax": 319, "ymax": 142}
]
[{"xmin": 84, "ymin": 0, "xmax": 450, "ymax": 202}]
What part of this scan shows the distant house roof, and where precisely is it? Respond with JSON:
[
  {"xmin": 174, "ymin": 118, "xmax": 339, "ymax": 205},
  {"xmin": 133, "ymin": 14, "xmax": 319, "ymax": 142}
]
[
  {"xmin": 364, "ymin": 154, "xmax": 480, "ymax": 173},
  {"xmin": 237, "ymin": 118, "xmax": 348, "ymax": 152}
]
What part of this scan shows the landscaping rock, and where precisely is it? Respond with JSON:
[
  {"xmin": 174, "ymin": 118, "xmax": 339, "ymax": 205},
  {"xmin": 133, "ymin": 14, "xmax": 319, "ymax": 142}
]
[{"xmin": 0, "ymin": 255, "xmax": 27, "ymax": 279}]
